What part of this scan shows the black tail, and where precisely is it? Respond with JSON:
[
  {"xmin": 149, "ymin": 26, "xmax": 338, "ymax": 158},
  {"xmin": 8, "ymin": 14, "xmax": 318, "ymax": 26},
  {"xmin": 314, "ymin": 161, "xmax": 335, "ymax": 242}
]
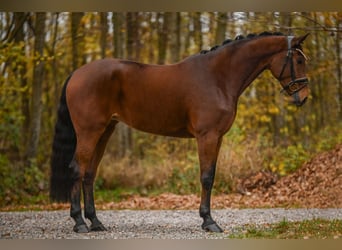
[{"xmin": 50, "ymin": 75, "xmax": 77, "ymax": 202}]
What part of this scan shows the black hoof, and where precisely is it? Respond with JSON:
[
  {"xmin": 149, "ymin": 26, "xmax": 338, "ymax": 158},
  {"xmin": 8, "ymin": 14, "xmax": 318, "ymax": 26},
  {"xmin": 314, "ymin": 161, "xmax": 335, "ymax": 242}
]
[
  {"xmin": 90, "ymin": 222, "xmax": 107, "ymax": 232},
  {"xmin": 73, "ymin": 224, "xmax": 89, "ymax": 233},
  {"xmin": 202, "ymin": 222, "xmax": 224, "ymax": 233}
]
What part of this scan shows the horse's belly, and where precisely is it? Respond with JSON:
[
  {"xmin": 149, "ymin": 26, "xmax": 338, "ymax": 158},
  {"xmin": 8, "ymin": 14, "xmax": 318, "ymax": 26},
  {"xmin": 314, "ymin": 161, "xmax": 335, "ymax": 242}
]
[{"xmin": 113, "ymin": 108, "xmax": 193, "ymax": 138}]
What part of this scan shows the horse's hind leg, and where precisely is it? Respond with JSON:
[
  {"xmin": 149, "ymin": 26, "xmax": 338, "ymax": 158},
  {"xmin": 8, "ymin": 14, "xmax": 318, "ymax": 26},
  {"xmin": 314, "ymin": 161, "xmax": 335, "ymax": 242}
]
[
  {"xmin": 82, "ymin": 120, "xmax": 117, "ymax": 231},
  {"xmin": 69, "ymin": 163, "xmax": 88, "ymax": 233},
  {"xmin": 70, "ymin": 126, "xmax": 108, "ymax": 233}
]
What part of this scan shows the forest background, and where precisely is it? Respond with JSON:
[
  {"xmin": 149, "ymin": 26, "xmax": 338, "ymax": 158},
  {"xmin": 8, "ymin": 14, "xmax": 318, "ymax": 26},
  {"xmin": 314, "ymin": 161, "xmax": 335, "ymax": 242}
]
[{"xmin": 0, "ymin": 12, "xmax": 341, "ymax": 206}]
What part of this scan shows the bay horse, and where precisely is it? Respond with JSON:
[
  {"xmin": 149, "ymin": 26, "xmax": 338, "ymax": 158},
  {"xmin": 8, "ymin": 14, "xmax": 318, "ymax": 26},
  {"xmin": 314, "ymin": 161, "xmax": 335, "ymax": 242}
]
[{"xmin": 50, "ymin": 32, "xmax": 310, "ymax": 233}]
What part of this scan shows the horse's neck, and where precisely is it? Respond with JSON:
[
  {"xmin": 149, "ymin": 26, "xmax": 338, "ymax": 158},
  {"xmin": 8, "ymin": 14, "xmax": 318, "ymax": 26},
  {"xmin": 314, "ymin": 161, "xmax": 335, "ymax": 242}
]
[{"xmin": 217, "ymin": 37, "xmax": 287, "ymax": 97}]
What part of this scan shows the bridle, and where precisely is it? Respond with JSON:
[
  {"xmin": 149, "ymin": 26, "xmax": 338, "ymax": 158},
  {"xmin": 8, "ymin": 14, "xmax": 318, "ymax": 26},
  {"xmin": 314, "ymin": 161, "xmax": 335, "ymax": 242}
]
[{"xmin": 278, "ymin": 36, "xmax": 309, "ymax": 102}]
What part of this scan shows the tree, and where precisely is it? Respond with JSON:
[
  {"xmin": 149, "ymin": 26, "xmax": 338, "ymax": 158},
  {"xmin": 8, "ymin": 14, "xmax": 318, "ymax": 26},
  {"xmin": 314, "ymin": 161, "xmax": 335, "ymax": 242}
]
[
  {"xmin": 100, "ymin": 12, "xmax": 108, "ymax": 59},
  {"xmin": 112, "ymin": 12, "xmax": 125, "ymax": 59},
  {"xmin": 126, "ymin": 12, "xmax": 140, "ymax": 61},
  {"xmin": 25, "ymin": 12, "xmax": 47, "ymax": 163},
  {"xmin": 334, "ymin": 13, "xmax": 342, "ymax": 119},
  {"xmin": 157, "ymin": 12, "xmax": 170, "ymax": 64},
  {"xmin": 13, "ymin": 13, "xmax": 30, "ymax": 157},
  {"xmin": 215, "ymin": 12, "xmax": 227, "ymax": 45},
  {"xmin": 0, "ymin": 12, "xmax": 341, "ymax": 204},
  {"xmin": 169, "ymin": 13, "xmax": 181, "ymax": 63},
  {"xmin": 193, "ymin": 12, "xmax": 203, "ymax": 51},
  {"xmin": 71, "ymin": 12, "xmax": 84, "ymax": 70}
]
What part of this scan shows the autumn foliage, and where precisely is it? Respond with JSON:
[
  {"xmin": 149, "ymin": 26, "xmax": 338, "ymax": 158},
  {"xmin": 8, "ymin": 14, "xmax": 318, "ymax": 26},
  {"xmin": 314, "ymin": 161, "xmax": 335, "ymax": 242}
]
[{"xmin": 0, "ymin": 12, "xmax": 341, "ymax": 206}]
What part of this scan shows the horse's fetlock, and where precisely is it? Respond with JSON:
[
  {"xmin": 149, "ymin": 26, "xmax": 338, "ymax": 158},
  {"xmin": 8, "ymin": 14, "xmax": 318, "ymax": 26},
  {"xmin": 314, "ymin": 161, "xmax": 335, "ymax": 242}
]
[{"xmin": 199, "ymin": 205, "xmax": 210, "ymax": 218}]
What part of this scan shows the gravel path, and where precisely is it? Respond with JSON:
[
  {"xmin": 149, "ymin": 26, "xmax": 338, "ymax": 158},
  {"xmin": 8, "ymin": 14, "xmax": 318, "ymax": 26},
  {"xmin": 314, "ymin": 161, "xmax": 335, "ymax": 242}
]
[{"xmin": 1, "ymin": 208, "xmax": 341, "ymax": 239}]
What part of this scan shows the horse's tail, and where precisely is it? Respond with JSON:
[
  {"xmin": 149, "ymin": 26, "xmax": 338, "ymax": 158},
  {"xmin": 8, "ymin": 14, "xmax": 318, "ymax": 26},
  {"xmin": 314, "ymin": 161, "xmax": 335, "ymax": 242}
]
[{"xmin": 50, "ymin": 74, "xmax": 77, "ymax": 202}]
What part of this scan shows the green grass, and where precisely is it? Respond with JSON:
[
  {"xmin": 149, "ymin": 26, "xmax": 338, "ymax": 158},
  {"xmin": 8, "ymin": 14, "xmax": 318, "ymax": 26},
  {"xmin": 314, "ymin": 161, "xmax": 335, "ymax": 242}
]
[
  {"xmin": 228, "ymin": 218, "xmax": 342, "ymax": 239},
  {"xmin": 94, "ymin": 188, "xmax": 141, "ymax": 203}
]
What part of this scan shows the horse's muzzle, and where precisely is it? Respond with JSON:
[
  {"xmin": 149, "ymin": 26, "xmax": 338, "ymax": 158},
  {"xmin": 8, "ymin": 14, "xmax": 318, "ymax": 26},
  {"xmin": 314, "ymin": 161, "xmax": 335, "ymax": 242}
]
[
  {"xmin": 292, "ymin": 92, "xmax": 308, "ymax": 107},
  {"xmin": 296, "ymin": 96, "xmax": 307, "ymax": 107}
]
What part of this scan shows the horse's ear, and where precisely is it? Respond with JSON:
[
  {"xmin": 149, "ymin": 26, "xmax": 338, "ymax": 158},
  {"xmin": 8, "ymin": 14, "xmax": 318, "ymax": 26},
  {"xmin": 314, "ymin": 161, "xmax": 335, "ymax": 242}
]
[{"xmin": 292, "ymin": 33, "xmax": 310, "ymax": 47}]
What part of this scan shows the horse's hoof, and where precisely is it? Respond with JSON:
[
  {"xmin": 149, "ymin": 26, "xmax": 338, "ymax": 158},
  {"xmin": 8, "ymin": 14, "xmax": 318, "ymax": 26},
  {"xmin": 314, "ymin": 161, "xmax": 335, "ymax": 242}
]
[
  {"xmin": 90, "ymin": 223, "xmax": 107, "ymax": 232},
  {"xmin": 202, "ymin": 222, "xmax": 224, "ymax": 233},
  {"xmin": 73, "ymin": 224, "xmax": 89, "ymax": 233}
]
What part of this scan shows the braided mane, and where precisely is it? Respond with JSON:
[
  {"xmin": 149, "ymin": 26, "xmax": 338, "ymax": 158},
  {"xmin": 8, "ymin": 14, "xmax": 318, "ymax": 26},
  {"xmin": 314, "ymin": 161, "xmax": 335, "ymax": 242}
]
[{"xmin": 200, "ymin": 31, "xmax": 285, "ymax": 54}]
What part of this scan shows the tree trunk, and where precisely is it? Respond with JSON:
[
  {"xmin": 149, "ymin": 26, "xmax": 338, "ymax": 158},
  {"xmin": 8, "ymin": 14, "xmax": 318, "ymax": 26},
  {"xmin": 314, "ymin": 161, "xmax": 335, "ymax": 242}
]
[
  {"xmin": 183, "ymin": 13, "xmax": 192, "ymax": 57},
  {"xmin": 313, "ymin": 13, "xmax": 325, "ymax": 129},
  {"xmin": 169, "ymin": 13, "xmax": 181, "ymax": 63},
  {"xmin": 100, "ymin": 12, "xmax": 108, "ymax": 59},
  {"xmin": 71, "ymin": 12, "xmax": 84, "ymax": 70},
  {"xmin": 51, "ymin": 13, "xmax": 61, "ymax": 110},
  {"xmin": 112, "ymin": 12, "xmax": 125, "ymax": 59},
  {"xmin": 193, "ymin": 12, "xmax": 203, "ymax": 51},
  {"xmin": 157, "ymin": 12, "xmax": 170, "ymax": 64},
  {"xmin": 126, "ymin": 12, "xmax": 140, "ymax": 61},
  {"xmin": 227, "ymin": 12, "xmax": 236, "ymax": 38},
  {"xmin": 11, "ymin": 13, "xmax": 30, "ymax": 157},
  {"xmin": 25, "ymin": 12, "xmax": 46, "ymax": 163},
  {"xmin": 215, "ymin": 12, "xmax": 227, "ymax": 45},
  {"xmin": 147, "ymin": 12, "xmax": 157, "ymax": 63},
  {"xmin": 335, "ymin": 13, "xmax": 342, "ymax": 120}
]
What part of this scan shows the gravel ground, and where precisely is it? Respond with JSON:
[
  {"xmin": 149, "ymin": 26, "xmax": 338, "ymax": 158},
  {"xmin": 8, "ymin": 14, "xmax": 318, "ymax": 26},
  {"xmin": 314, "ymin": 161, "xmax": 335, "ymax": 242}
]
[{"xmin": 1, "ymin": 208, "xmax": 342, "ymax": 239}]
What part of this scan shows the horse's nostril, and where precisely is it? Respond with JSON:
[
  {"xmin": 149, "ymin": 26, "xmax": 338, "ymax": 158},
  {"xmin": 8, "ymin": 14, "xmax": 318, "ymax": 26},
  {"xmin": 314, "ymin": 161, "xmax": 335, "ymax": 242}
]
[
  {"xmin": 297, "ymin": 97, "xmax": 307, "ymax": 107},
  {"xmin": 302, "ymin": 97, "xmax": 308, "ymax": 105}
]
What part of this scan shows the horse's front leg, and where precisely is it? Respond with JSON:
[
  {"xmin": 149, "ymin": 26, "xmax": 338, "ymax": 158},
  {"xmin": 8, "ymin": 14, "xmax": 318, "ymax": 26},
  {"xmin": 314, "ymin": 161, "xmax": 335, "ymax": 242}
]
[{"xmin": 196, "ymin": 132, "xmax": 223, "ymax": 233}]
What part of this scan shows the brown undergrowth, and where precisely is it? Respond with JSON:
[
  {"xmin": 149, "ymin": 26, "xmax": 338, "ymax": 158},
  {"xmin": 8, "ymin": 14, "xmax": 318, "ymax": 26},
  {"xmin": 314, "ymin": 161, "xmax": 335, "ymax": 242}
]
[
  {"xmin": 2, "ymin": 144, "xmax": 340, "ymax": 211},
  {"xmin": 99, "ymin": 143, "xmax": 342, "ymax": 210}
]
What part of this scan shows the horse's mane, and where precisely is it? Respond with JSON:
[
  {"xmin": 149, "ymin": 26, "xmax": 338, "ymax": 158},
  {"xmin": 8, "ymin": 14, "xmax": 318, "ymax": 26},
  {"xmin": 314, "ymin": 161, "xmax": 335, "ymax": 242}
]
[{"xmin": 200, "ymin": 31, "xmax": 285, "ymax": 54}]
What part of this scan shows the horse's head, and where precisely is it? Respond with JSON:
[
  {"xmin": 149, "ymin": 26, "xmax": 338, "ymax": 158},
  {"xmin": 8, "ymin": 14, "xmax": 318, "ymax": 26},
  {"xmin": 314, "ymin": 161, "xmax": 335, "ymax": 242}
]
[{"xmin": 269, "ymin": 34, "xmax": 310, "ymax": 107}]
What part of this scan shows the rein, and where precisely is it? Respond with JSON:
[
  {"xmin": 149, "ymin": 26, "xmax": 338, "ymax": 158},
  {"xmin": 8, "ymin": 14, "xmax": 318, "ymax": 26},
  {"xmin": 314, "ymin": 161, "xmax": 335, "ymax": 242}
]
[{"xmin": 278, "ymin": 36, "xmax": 309, "ymax": 98}]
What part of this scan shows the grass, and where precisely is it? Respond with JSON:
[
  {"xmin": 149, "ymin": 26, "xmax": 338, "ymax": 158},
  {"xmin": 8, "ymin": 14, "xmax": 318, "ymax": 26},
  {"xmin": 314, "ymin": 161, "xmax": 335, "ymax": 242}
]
[
  {"xmin": 94, "ymin": 188, "xmax": 142, "ymax": 203},
  {"xmin": 228, "ymin": 218, "xmax": 342, "ymax": 239}
]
